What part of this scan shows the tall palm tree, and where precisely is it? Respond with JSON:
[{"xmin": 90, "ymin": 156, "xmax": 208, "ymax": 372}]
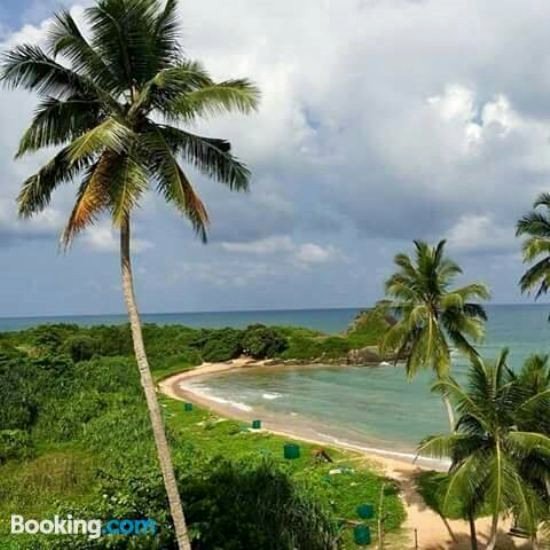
[
  {"xmin": 1, "ymin": 1, "xmax": 259, "ymax": 548},
  {"xmin": 517, "ymin": 193, "xmax": 550, "ymax": 301},
  {"xmin": 380, "ymin": 240, "xmax": 489, "ymax": 430},
  {"xmin": 419, "ymin": 350, "xmax": 550, "ymax": 550}
]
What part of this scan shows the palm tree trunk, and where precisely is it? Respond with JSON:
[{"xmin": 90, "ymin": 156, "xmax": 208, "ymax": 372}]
[
  {"xmin": 486, "ymin": 512, "xmax": 499, "ymax": 550},
  {"xmin": 467, "ymin": 511, "xmax": 478, "ymax": 550},
  {"xmin": 442, "ymin": 394, "xmax": 455, "ymax": 431},
  {"xmin": 120, "ymin": 215, "xmax": 191, "ymax": 550}
]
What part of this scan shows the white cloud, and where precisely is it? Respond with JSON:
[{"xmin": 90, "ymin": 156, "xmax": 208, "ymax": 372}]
[
  {"xmin": 293, "ymin": 243, "xmax": 337, "ymax": 265},
  {"xmin": 83, "ymin": 223, "xmax": 153, "ymax": 254},
  {"xmin": 446, "ymin": 214, "xmax": 513, "ymax": 254},
  {"xmin": 174, "ymin": 260, "xmax": 274, "ymax": 288},
  {"xmin": 220, "ymin": 236, "xmax": 294, "ymax": 255},
  {"xmin": 219, "ymin": 235, "xmax": 338, "ymax": 266},
  {"xmin": 4, "ymin": 0, "xmax": 550, "ymax": 312}
]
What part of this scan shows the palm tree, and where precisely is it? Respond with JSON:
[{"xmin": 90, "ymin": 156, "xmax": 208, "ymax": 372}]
[
  {"xmin": 380, "ymin": 240, "xmax": 489, "ymax": 430},
  {"xmin": 1, "ymin": 1, "xmax": 259, "ymax": 548},
  {"xmin": 510, "ymin": 354, "xmax": 550, "ymax": 545},
  {"xmin": 517, "ymin": 193, "xmax": 550, "ymax": 300},
  {"xmin": 419, "ymin": 350, "xmax": 550, "ymax": 550}
]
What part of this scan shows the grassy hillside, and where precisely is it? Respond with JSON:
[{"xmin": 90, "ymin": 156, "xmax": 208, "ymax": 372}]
[{"xmin": 0, "ymin": 324, "xmax": 405, "ymax": 549}]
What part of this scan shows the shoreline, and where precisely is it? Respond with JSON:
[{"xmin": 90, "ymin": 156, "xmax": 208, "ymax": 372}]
[
  {"xmin": 158, "ymin": 357, "xmax": 445, "ymax": 470},
  {"xmin": 159, "ymin": 358, "xmax": 519, "ymax": 549}
]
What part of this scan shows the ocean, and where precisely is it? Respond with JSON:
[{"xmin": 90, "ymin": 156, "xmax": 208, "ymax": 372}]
[
  {"xmin": 0, "ymin": 308, "xmax": 359, "ymax": 333},
  {"xmin": 1, "ymin": 304, "xmax": 549, "ymax": 454}
]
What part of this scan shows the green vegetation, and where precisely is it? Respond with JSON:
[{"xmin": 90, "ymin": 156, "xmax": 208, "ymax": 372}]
[
  {"xmin": 517, "ymin": 192, "xmax": 550, "ymax": 300},
  {"xmin": 0, "ymin": 325, "xmax": 405, "ymax": 549},
  {"xmin": 418, "ymin": 350, "xmax": 550, "ymax": 549},
  {"xmin": 380, "ymin": 240, "xmax": 489, "ymax": 429},
  {"xmin": 3, "ymin": 315, "xmax": 392, "ymax": 370},
  {"xmin": 382, "ymin": 237, "xmax": 549, "ymax": 549},
  {"xmin": 278, "ymin": 309, "xmax": 393, "ymax": 362}
]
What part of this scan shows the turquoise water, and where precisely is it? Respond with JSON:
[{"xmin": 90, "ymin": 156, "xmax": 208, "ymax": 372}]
[
  {"xmin": 182, "ymin": 304, "xmax": 550, "ymax": 453},
  {"xmin": 2, "ymin": 304, "xmax": 549, "ymax": 454}
]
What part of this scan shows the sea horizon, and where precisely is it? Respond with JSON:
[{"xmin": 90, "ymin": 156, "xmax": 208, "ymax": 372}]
[
  {"xmin": 2, "ymin": 302, "xmax": 550, "ymax": 333},
  {"xmin": 1, "ymin": 301, "xmax": 549, "ymax": 334}
]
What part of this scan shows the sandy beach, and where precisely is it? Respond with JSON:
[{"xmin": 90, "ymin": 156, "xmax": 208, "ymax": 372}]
[{"xmin": 159, "ymin": 359, "xmax": 525, "ymax": 549}]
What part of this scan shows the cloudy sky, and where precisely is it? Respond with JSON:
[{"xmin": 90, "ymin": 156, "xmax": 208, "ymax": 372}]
[{"xmin": 1, "ymin": 0, "xmax": 550, "ymax": 317}]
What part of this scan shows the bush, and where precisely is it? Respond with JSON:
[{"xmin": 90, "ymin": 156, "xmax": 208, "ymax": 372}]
[
  {"xmin": 29, "ymin": 324, "xmax": 80, "ymax": 354},
  {"xmin": 63, "ymin": 335, "xmax": 99, "ymax": 362},
  {"xmin": 241, "ymin": 325, "xmax": 288, "ymax": 359},
  {"xmin": 0, "ymin": 430, "xmax": 35, "ymax": 463},
  {"xmin": 183, "ymin": 458, "xmax": 338, "ymax": 550},
  {"xmin": 62, "ymin": 457, "xmax": 338, "ymax": 550},
  {"xmin": 191, "ymin": 328, "xmax": 243, "ymax": 362},
  {"xmin": 318, "ymin": 337, "xmax": 351, "ymax": 358}
]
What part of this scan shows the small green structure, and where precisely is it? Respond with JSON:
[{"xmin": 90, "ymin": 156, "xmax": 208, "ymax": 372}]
[
  {"xmin": 183, "ymin": 402, "xmax": 193, "ymax": 412},
  {"xmin": 251, "ymin": 419, "xmax": 262, "ymax": 429},
  {"xmin": 353, "ymin": 524, "xmax": 371, "ymax": 545},
  {"xmin": 356, "ymin": 503, "xmax": 375, "ymax": 520},
  {"xmin": 283, "ymin": 443, "xmax": 300, "ymax": 459}
]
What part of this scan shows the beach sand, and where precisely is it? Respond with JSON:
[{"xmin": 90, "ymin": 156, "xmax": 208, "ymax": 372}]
[{"xmin": 159, "ymin": 358, "xmax": 528, "ymax": 550}]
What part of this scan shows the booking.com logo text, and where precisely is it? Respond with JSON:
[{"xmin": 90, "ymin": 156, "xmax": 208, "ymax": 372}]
[{"xmin": 11, "ymin": 514, "xmax": 158, "ymax": 539}]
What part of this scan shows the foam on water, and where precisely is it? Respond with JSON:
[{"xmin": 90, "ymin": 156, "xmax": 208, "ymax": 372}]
[
  {"xmin": 179, "ymin": 381, "xmax": 253, "ymax": 412},
  {"xmin": 262, "ymin": 392, "xmax": 282, "ymax": 400}
]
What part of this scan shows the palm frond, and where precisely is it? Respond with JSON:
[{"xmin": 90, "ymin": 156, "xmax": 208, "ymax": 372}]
[
  {"xmin": 506, "ymin": 431, "xmax": 550, "ymax": 459},
  {"xmin": 62, "ymin": 153, "xmax": 114, "ymax": 247},
  {"xmin": 517, "ymin": 211, "xmax": 550, "ymax": 238},
  {"xmin": 167, "ymin": 79, "xmax": 261, "ymax": 120},
  {"xmin": 47, "ymin": 10, "xmax": 121, "ymax": 94},
  {"xmin": 109, "ymin": 153, "xmax": 149, "ymax": 226},
  {"xmin": 155, "ymin": 125, "xmax": 251, "ymax": 190},
  {"xmin": 67, "ymin": 117, "xmax": 134, "ymax": 163},
  {"xmin": 1, "ymin": 44, "xmax": 86, "ymax": 97},
  {"xmin": 16, "ymin": 96, "xmax": 101, "ymax": 157},
  {"xmin": 88, "ymin": 0, "xmax": 161, "ymax": 87},
  {"xmin": 519, "ymin": 257, "xmax": 550, "ymax": 297},
  {"xmin": 17, "ymin": 146, "xmax": 92, "ymax": 217},
  {"xmin": 131, "ymin": 61, "xmax": 212, "ymax": 116},
  {"xmin": 142, "ymin": 128, "xmax": 209, "ymax": 240},
  {"xmin": 151, "ymin": 0, "xmax": 183, "ymax": 70}
]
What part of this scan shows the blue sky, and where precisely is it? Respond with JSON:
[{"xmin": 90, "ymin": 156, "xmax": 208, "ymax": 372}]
[{"xmin": 2, "ymin": 0, "xmax": 550, "ymax": 317}]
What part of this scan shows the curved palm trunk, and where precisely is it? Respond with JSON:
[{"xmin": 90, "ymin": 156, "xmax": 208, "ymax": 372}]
[
  {"xmin": 467, "ymin": 511, "xmax": 478, "ymax": 550},
  {"xmin": 121, "ymin": 216, "xmax": 191, "ymax": 550},
  {"xmin": 486, "ymin": 511, "xmax": 499, "ymax": 550}
]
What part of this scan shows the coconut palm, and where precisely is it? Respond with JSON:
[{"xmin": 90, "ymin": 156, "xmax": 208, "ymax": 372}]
[
  {"xmin": 380, "ymin": 240, "xmax": 489, "ymax": 429},
  {"xmin": 510, "ymin": 354, "xmax": 550, "ymax": 544},
  {"xmin": 517, "ymin": 193, "xmax": 550, "ymax": 301},
  {"xmin": 419, "ymin": 350, "xmax": 550, "ymax": 550},
  {"xmin": 1, "ymin": 1, "xmax": 259, "ymax": 548}
]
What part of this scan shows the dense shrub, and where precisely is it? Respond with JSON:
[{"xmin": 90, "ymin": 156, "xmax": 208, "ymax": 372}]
[
  {"xmin": 183, "ymin": 458, "xmax": 338, "ymax": 550},
  {"xmin": 29, "ymin": 324, "xmax": 80, "ymax": 354},
  {"xmin": 346, "ymin": 308, "xmax": 394, "ymax": 348},
  {"xmin": 241, "ymin": 325, "xmax": 288, "ymax": 359},
  {"xmin": 0, "ymin": 430, "xmax": 35, "ymax": 463},
  {"xmin": 0, "ymin": 361, "xmax": 40, "ymax": 430},
  {"xmin": 190, "ymin": 328, "xmax": 243, "ymax": 362},
  {"xmin": 63, "ymin": 335, "xmax": 99, "ymax": 362},
  {"xmin": 51, "ymin": 458, "xmax": 338, "ymax": 550}
]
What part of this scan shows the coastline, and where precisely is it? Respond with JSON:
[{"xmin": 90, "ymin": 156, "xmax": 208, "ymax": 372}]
[
  {"xmin": 159, "ymin": 357, "xmax": 447, "ymax": 471},
  {"xmin": 159, "ymin": 358, "xmax": 519, "ymax": 549},
  {"xmin": 158, "ymin": 357, "xmax": 443, "ymax": 464}
]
